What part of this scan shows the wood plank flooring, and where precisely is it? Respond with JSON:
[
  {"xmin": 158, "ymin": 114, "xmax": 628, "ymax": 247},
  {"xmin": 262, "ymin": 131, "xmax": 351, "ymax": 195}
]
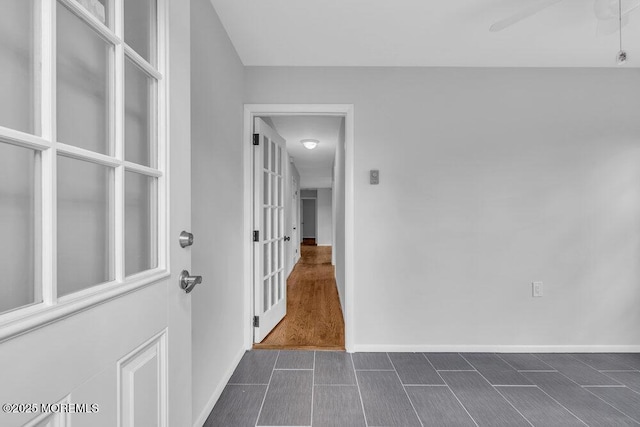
[{"xmin": 253, "ymin": 245, "xmax": 345, "ymax": 350}]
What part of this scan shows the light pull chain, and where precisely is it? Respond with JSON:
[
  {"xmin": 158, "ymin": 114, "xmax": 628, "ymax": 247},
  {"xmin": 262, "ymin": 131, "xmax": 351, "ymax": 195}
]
[
  {"xmin": 619, "ymin": 0, "xmax": 623, "ymax": 52},
  {"xmin": 617, "ymin": 0, "xmax": 627, "ymax": 64}
]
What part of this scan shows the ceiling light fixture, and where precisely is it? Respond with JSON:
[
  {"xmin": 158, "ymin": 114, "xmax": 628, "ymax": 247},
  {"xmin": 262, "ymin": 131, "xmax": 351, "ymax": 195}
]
[{"xmin": 301, "ymin": 139, "xmax": 319, "ymax": 150}]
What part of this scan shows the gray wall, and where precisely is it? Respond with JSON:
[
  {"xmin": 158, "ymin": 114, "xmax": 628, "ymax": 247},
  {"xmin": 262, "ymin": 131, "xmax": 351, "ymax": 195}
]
[
  {"xmin": 245, "ymin": 66, "xmax": 640, "ymax": 348},
  {"xmin": 191, "ymin": 0, "xmax": 245, "ymax": 421},
  {"xmin": 317, "ymin": 188, "xmax": 332, "ymax": 245}
]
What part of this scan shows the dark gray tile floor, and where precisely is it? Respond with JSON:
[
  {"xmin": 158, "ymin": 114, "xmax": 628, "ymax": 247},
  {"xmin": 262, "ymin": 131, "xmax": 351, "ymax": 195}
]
[{"xmin": 204, "ymin": 351, "xmax": 640, "ymax": 426}]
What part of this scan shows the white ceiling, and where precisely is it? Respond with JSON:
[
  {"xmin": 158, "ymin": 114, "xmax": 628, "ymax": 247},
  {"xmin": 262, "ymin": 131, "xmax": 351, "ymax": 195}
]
[
  {"xmin": 267, "ymin": 116, "xmax": 343, "ymax": 189},
  {"xmin": 210, "ymin": 0, "xmax": 640, "ymax": 67}
]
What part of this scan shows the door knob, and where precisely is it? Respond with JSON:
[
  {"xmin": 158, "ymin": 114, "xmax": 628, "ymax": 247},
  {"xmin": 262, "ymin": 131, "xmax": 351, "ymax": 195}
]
[
  {"xmin": 284, "ymin": 236, "xmax": 291, "ymax": 241},
  {"xmin": 179, "ymin": 270, "xmax": 202, "ymax": 293}
]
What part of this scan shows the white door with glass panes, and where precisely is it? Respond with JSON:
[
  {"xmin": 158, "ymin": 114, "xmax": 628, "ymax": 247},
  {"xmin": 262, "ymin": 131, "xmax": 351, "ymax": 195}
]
[
  {"xmin": 291, "ymin": 177, "xmax": 300, "ymax": 270},
  {"xmin": 253, "ymin": 118, "xmax": 287, "ymax": 342},
  {"xmin": 0, "ymin": 0, "xmax": 193, "ymax": 426}
]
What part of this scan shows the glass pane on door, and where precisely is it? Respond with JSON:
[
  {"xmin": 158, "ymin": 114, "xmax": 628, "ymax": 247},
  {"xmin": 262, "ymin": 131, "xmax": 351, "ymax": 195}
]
[
  {"xmin": 263, "ymin": 278, "xmax": 270, "ymax": 312},
  {"xmin": 124, "ymin": 0, "xmax": 156, "ymax": 64},
  {"xmin": 57, "ymin": 156, "xmax": 114, "ymax": 296},
  {"xmin": 0, "ymin": 143, "xmax": 39, "ymax": 314},
  {"xmin": 57, "ymin": 1, "xmax": 111, "ymax": 154},
  {"xmin": 125, "ymin": 58, "xmax": 156, "ymax": 167},
  {"xmin": 0, "ymin": 0, "xmax": 36, "ymax": 134},
  {"xmin": 125, "ymin": 171, "xmax": 157, "ymax": 276}
]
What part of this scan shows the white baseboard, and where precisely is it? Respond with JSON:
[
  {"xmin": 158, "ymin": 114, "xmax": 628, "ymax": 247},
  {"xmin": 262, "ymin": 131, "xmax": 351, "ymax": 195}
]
[
  {"xmin": 317, "ymin": 244, "xmax": 332, "ymax": 247},
  {"xmin": 193, "ymin": 346, "xmax": 246, "ymax": 427},
  {"xmin": 352, "ymin": 344, "xmax": 640, "ymax": 353}
]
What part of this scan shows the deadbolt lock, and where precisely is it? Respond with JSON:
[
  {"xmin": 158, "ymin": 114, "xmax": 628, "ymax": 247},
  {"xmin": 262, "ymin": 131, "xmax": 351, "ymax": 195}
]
[{"xmin": 179, "ymin": 231, "xmax": 194, "ymax": 248}]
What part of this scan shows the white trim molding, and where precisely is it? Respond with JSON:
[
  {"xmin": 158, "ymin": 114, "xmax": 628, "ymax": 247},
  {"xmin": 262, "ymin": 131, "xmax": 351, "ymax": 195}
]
[
  {"xmin": 353, "ymin": 344, "xmax": 640, "ymax": 353},
  {"xmin": 243, "ymin": 104, "xmax": 355, "ymax": 352},
  {"xmin": 192, "ymin": 346, "xmax": 246, "ymax": 427}
]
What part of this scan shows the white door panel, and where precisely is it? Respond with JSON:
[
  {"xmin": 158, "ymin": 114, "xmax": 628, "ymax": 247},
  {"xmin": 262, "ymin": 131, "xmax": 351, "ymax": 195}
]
[
  {"xmin": 253, "ymin": 118, "xmax": 287, "ymax": 342},
  {"xmin": 0, "ymin": 0, "xmax": 192, "ymax": 426}
]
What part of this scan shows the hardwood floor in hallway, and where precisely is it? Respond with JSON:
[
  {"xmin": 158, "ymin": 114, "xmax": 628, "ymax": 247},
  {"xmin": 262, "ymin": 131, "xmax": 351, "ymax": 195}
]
[{"xmin": 253, "ymin": 245, "xmax": 345, "ymax": 350}]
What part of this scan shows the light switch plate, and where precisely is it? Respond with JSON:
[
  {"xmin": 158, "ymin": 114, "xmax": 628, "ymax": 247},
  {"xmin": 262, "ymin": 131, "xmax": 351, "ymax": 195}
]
[
  {"xmin": 370, "ymin": 169, "xmax": 379, "ymax": 185},
  {"xmin": 532, "ymin": 281, "xmax": 543, "ymax": 297}
]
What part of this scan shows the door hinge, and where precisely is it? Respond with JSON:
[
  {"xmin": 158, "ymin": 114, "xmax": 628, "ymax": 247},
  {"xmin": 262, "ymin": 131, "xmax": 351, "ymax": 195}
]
[
  {"xmin": 253, "ymin": 230, "xmax": 259, "ymax": 242},
  {"xmin": 253, "ymin": 316, "xmax": 260, "ymax": 327},
  {"xmin": 253, "ymin": 134, "xmax": 260, "ymax": 146}
]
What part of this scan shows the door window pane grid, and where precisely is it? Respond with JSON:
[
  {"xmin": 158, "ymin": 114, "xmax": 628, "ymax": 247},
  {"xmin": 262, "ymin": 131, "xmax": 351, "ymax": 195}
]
[
  {"xmin": 57, "ymin": 155, "xmax": 115, "ymax": 296},
  {"xmin": 124, "ymin": 0, "xmax": 157, "ymax": 65},
  {"xmin": 0, "ymin": 0, "xmax": 37, "ymax": 135},
  {"xmin": 57, "ymin": 0, "xmax": 113, "ymax": 156},
  {"xmin": 0, "ymin": 143, "xmax": 41, "ymax": 315},
  {"xmin": 124, "ymin": 57, "xmax": 158, "ymax": 168},
  {"xmin": 125, "ymin": 171, "xmax": 158, "ymax": 276},
  {"xmin": 0, "ymin": 0, "xmax": 165, "ymax": 319}
]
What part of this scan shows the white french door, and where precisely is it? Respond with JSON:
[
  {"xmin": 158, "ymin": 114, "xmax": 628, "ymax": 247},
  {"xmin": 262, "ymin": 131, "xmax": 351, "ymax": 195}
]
[
  {"xmin": 291, "ymin": 177, "xmax": 300, "ymax": 270},
  {"xmin": 0, "ymin": 0, "xmax": 193, "ymax": 426},
  {"xmin": 253, "ymin": 118, "xmax": 287, "ymax": 342}
]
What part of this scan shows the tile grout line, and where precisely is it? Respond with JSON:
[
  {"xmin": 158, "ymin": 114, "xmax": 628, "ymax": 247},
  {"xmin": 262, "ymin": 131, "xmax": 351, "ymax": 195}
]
[
  {"xmin": 524, "ymin": 383, "xmax": 589, "ymax": 427},
  {"xmin": 226, "ymin": 383, "xmax": 270, "ymax": 386},
  {"xmin": 274, "ymin": 368, "xmax": 314, "ymax": 371},
  {"xmin": 403, "ymin": 384, "xmax": 449, "ymax": 387},
  {"xmin": 528, "ymin": 354, "xmax": 639, "ymax": 423},
  {"xmin": 386, "ymin": 353, "xmax": 424, "ymax": 427},
  {"xmin": 570, "ymin": 354, "xmax": 635, "ymax": 376},
  {"xmin": 495, "ymin": 353, "xmax": 554, "ymax": 372},
  {"xmin": 583, "ymin": 386, "xmax": 640, "ymax": 424},
  {"xmin": 565, "ymin": 354, "xmax": 635, "ymax": 372},
  {"xmin": 598, "ymin": 371, "xmax": 640, "ymax": 396},
  {"xmin": 514, "ymin": 362, "xmax": 589, "ymax": 427},
  {"xmin": 459, "ymin": 353, "xmax": 535, "ymax": 427},
  {"xmin": 350, "ymin": 353, "xmax": 370, "ymax": 427},
  {"xmin": 254, "ymin": 351, "xmax": 280, "ymax": 427},
  {"xmin": 424, "ymin": 353, "xmax": 479, "ymax": 427},
  {"xmin": 310, "ymin": 351, "xmax": 315, "ymax": 427},
  {"xmin": 581, "ymin": 384, "xmax": 626, "ymax": 388},
  {"xmin": 500, "ymin": 370, "xmax": 589, "ymax": 427},
  {"xmin": 531, "ymin": 353, "xmax": 624, "ymax": 388},
  {"xmin": 353, "ymin": 369, "xmax": 396, "ymax": 371}
]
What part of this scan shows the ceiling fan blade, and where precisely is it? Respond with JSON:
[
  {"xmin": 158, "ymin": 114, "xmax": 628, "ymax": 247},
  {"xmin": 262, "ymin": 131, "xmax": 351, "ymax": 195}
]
[
  {"xmin": 622, "ymin": 0, "xmax": 640, "ymax": 15},
  {"xmin": 490, "ymin": 0, "xmax": 565, "ymax": 32}
]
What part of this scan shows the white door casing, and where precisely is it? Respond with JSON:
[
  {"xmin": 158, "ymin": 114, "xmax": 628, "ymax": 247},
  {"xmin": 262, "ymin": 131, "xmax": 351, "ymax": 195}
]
[
  {"xmin": 243, "ymin": 105, "xmax": 355, "ymax": 352},
  {"xmin": 253, "ymin": 118, "xmax": 287, "ymax": 343},
  {"xmin": 0, "ymin": 0, "xmax": 193, "ymax": 426}
]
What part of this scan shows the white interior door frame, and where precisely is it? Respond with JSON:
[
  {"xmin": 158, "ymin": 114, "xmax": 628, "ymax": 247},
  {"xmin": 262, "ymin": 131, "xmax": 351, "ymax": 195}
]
[{"xmin": 243, "ymin": 104, "xmax": 355, "ymax": 352}]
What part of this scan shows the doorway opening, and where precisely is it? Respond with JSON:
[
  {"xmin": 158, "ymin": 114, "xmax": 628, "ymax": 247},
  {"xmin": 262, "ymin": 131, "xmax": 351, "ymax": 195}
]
[
  {"xmin": 302, "ymin": 197, "xmax": 317, "ymax": 243},
  {"xmin": 243, "ymin": 105, "xmax": 354, "ymax": 352}
]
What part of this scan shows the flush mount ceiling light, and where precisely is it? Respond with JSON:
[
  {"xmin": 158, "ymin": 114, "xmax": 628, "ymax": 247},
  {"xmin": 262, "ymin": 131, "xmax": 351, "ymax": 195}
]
[{"xmin": 301, "ymin": 139, "xmax": 319, "ymax": 150}]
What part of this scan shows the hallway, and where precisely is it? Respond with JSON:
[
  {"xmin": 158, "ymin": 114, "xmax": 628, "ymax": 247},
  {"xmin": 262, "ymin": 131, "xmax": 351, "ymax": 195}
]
[{"xmin": 253, "ymin": 245, "xmax": 345, "ymax": 350}]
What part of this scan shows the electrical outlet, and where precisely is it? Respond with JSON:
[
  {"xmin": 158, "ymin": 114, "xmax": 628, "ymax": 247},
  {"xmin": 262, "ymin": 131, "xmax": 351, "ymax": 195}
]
[
  {"xmin": 532, "ymin": 281, "xmax": 543, "ymax": 297},
  {"xmin": 370, "ymin": 169, "xmax": 379, "ymax": 185}
]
